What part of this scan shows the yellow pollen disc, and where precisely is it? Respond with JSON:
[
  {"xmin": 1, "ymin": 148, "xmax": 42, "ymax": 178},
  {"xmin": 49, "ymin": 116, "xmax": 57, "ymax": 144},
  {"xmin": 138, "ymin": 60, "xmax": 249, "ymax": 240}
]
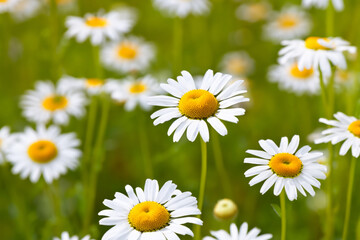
[
  {"xmin": 348, "ymin": 120, "xmax": 360, "ymax": 137},
  {"xmin": 178, "ymin": 89, "xmax": 219, "ymax": 119},
  {"xmin": 118, "ymin": 43, "xmax": 138, "ymax": 60},
  {"xmin": 0, "ymin": 0, "xmax": 7, "ymax": 2},
  {"xmin": 42, "ymin": 95, "xmax": 68, "ymax": 111},
  {"xmin": 28, "ymin": 140, "xmax": 58, "ymax": 163},
  {"xmin": 305, "ymin": 37, "xmax": 331, "ymax": 50},
  {"xmin": 129, "ymin": 83, "xmax": 147, "ymax": 94},
  {"xmin": 277, "ymin": 15, "xmax": 298, "ymax": 28},
  {"xmin": 128, "ymin": 201, "xmax": 170, "ymax": 232},
  {"xmin": 85, "ymin": 17, "xmax": 108, "ymax": 28},
  {"xmin": 269, "ymin": 153, "xmax": 303, "ymax": 178},
  {"xmin": 290, "ymin": 63, "xmax": 314, "ymax": 79},
  {"xmin": 86, "ymin": 78, "xmax": 104, "ymax": 88}
]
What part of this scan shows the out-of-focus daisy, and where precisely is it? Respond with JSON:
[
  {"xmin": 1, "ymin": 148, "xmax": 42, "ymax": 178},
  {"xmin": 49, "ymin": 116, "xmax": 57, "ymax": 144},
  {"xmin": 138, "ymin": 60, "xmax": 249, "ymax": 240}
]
[
  {"xmin": 268, "ymin": 62, "xmax": 320, "ymax": 95},
  {"xmin": 334, "ymin": 69, "xmax": 355, "ymax": 89},
  {"xmin": 236, "ymin": 2, "xmax": 271, "ymax": 23},
  {"xmin": 203, "ymin": 222, "xmax": 273, "ymax": 240},
  {"xmin": 9, "ymin": 0, "xmax": 41, "ymax": 21},
  {"xmin": 219, "ymin": 51, "xmax": 254, "ymax": 77},
  {"xmin": 0, "ymin": 126, "xmax": 15, "ymax": 164},
  {"xmin": 65, "ymin": 11, "xmax": 134, "ymax": 45},
  {"xmin": 54, "ymin": 0, "xmax": 76, "ymax": 12},
  {"xmin": 99, "ymin": 179, "xmax": 202, "ymax": 239},
  {"xmin": 213, "ymin": 199, "xmax": 238, "ymax": 220},
  {"xmin": 54, "ymin": 232, "xmax": 92, "ymax": 240},
  {"xmin": 148, "ymin": 69, "xmax": 249, "ymax": 142},
  {"xmin": 20, "ymin": 80, "xmax": 87, "ymax": 125},
  {"xmin": 315, "ymin": 112, "xmax": 360, "ymax": 158},
  {"xmin": 279, "ymin": 37, "xmax": 356, "ymax": 77},
  {"xmin": 263, "ymin": 6, "xmax": 311, "ymax": 42},
  {"xmin": 101, "ymin": 36, "xmax": 155, "ymax": 73},
  {"xmin": 302, "ymin": 0, "xmax": 344, "ymax": 11},
  {"xmin": 244, "ymin": 135, "xmax": 327, "ymax": 201},
  {"xmin": 0, "ymin": 0, "xmax": 19, "ymax": 13},
  {"xmin": 7, "ymin": 125, "xmax": 81, "ymax": 183},
  {"xmin": 108, "ymin": 75, "xmax": 162, "ymax": 111},
  {"xmin": 59, "ymin": 76, "xmax": 111, "ymax": 96},
  {"xmin": 153, "ymin": 0, "xmax": 210, "ymax": 18}
]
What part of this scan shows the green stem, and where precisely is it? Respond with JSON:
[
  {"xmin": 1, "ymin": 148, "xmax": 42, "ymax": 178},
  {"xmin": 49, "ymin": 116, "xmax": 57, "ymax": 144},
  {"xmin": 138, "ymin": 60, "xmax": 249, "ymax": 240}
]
[
  {"xmin": 92, "ymin": 45, "xmax": 102, "ymax": 78},
  {"xmin": 138, "ymin": 112, "xmax": 153, "ymax": 178},
  {"xmin": 173, "ymin": 17, "xmax": 183, "ymax": 73},
  {"xmin": 45, "ymin": 181, "xmax": 63, "ymax": 232},
  {"xmin": 194, "ymin": 139, "xmax": 207, "ymax": 240},
  {"xmin": 50, "ymin": 0, "xmax": 60, "ymax": 80},
  {"xmin": 280, "ymin": 191, "xmax": 286, "ymax": 240},
  {"xmin": 326, "ymin": 0, "xmax": 334, "ymax": 36},
  {"xmin": 342, "ymin": 157, "xmax": 357, "ymax": 240}
]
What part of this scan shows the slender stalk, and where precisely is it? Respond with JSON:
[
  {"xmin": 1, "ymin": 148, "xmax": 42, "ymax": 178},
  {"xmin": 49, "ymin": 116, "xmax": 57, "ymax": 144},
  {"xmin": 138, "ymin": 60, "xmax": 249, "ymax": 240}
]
[
  {"xmin": 138, "ymin": 112, "xmax": 153, "ymax": 178},
  {"xmin": 326, "ymin": 0, "xmax": 334, "ymax": 37},
  {"xmin": 342, "ymin": 157, "xmax": 357, "ymax": 240},
  {"xmin": 194, "ymin": 139, "xmax": 208, "ymax": 240},
  {"xmin": 92, "ymin": 45, "xmax": 102, "ymax": 78},
  {"xmin": 50, "ymin": 0, "xmax": 60, "ymax": 80},
  {"xmin": 173, "ymin": 17, "xmax": 183, "ymax": 73},
  {"xmin": 280, "ymin": 191, "xmax": 286, "ymax": 240},
  {"xmin": 45, "ymin": 181, "xmax": 63, "ymax": 232}
]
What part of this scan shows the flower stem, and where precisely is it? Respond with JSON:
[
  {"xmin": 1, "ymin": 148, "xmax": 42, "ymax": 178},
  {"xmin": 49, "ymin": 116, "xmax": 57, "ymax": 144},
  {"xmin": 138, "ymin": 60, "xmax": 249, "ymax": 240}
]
[
  {"xmin": 194, "ymin": 139, "xmax": 207, "ymax": 240},
  {"xmin": 280, "ymin": 191, "xmax": 286, "ymax": 240},
  {"xmin": 326, "ymin": 0, "xmax": 334, "ymax": 36},
  {"xmin": 92, "ymin": 45, "xmax": 102, "ymax": 78},
  {"xmin": 50, "ymin": 0, "xmax": 60, "ymax": 80},
  {"xmin": 138, "ymin": 112, "xmax": 153, "ymax": 178},
  {"xmin": 342, "ymin": 156, "xmax": 357, "ymax": 240},
  {"xmin": 173, "ymin": 17, "xmax": 183, "ymax": 73}
]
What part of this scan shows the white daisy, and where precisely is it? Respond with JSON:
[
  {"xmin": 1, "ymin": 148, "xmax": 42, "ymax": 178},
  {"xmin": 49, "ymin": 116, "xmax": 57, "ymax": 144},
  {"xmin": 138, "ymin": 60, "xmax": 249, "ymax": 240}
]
[
  {"xmin": 315, "ymin": 112, "xmax": 360, "ymax": 158},
  {"xmin": 59, "ymin": 76, "xmax": 111, "ymax": 96},
  {"xmin": 20, "ymin": 80, "xmax": 87, "ymax": 125},
  {"xmin": 302, "ymin": 0, "xmax": 344, "ymax": 11},
  {"xmin": 334, "ymin": 68, "xmax": 355, "ymax": 89},
  {"xmin": 101, "ymin": 36, "xmax": 155, "ymax": 73},
  {"xmin": 244, "ymin": 135, "xmax": 327, "ymax": 201},
  {"xmin": 268, "ymin": 62, "xmax": 320, "ymax": 95},
  {"xmin": 99, "ymin": 179, "xmax": 203, "ymax": 240},
  {"xmin": 0, "ymin": 126, "xmax": 16, "ymax": 164},
  {"xmin": 0, "ymin": 0, "xmax": 20, "ymax": 13},
  {"xmin": 7, "ymin": 125, "xmax": 81, "ymax": 183},
  {"xmin": 153, "ymin": 0, "xmax": 210, "ymax": 18},
  {"xmin": 236, "ymin": 2, "xmax": 271, "ymax": 23},
  {"xmin": 108, "ymin": 75, "xmax": 162, "ymax": 111},
  {"xmin": 263, "ymin": 6, "xmax": 311, "ymax": 42},
  {"xmin": 65, "ymin": 11, "xmax": 134, "ymax": 45},
  {"xmin": 279, "ymin": 37, "xmax": 356, "ymax": 77},
  {"xmin": 54, "ymin": 0, "xmax": 76, "ymax": 12},
  {"xmin": 148, "ymin": 69, "xmax": 249, "ymax": 142},
  {"xmin": 10, "ymin": 0, "xmax": 41, "ymax": 21},
  {"xmin": 54, "ymin": 232, "xmax": 93, "ymax": 240},
  {"xmin": 219, "ymin": 51, "xmax": 255, "ymax": 77},
  {"xmin": 203, "ymin": 222, "xmax": 273, "ymax": 240}
]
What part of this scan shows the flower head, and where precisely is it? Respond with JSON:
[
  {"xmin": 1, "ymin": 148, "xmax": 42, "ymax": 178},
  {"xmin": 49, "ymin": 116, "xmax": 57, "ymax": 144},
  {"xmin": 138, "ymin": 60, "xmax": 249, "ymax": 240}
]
[
  {"xmin": 213, "ymin": 199, "xmax": 238, "ymax": 220},
  {"xmin": 53, "ymin": 232, "xmax": 93, "ymax": 240},
  {"xmin": 9, "ymin": 0, "xmax": 41, "ymax": 21},
  {"xmin": 153, "ymin": 0, "xmax": 210, "ymax": 18},
  {"xmin": 0, "ymin": 0, "xmax": 20, "ymax": 13},
  {"xmin": 0, "ymin": 126, "xmax": 16, "ymax": 164},
  {"xmin": 302, "ymin": 0, "xmax": 344, "ymax": 11},
  {"xmin": 219, "ymin": 51, "xmax": 254, "ymax": 77},
  {"xmin": 236, "ymin": 2, "xmax": 271, "ymax": 22}
]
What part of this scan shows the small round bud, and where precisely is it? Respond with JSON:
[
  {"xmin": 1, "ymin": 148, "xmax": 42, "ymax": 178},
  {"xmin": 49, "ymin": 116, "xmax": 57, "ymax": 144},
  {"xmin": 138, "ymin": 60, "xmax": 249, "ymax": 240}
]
[{"xmin": 213, "ymin": 198, "xmax": 238, "ymax": 220}]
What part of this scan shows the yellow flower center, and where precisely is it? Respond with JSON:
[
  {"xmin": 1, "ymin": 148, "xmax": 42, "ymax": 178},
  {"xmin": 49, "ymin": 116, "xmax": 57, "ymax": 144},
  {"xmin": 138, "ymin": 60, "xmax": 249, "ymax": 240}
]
[
  {"xmin": 118, "ymin": 43, "xmax": 138, "ymax": 60},
  {"xmin": 85, "ymin": 17, "xmax": 108, "ymax": 28},
  {"xmin": 277, "ymin": 15, "xmax": 298, "ymax": 29},
  {"xmin": 290, "ymin": 63, "xmax": 314, "ymax": 79},
  {"xmin": 42, "ymin": 95, "xmax": 68, "ymax": 111},
  {"xmin": 269, "ymin": 153, "xmax": 303, "ymax": 178},
  {"xmin": 227, "ymin": 58, "xmax": 246, "ymax": 75},
  {"xmin": 28, "ymin": 140, "xmax": 58, "ymax": 164},
  {"xmin": 128, "ymin": 201, "xmax": 170, "ymax": 232},
  {"xmin": 305, "ymin": 37, "xmax": 331, "ymax": 50},
  {"xmin": 348, "ymin": 120, "xmax": 360, "ymax": 137},
  {"xmin": 178, "ymin": 89, "xmax": 219, "ymax": 119},
  {"xmin": 86, "ymin": 78, "xmax": 104, "ymax": 88},
  {"xmin": 0, "ymin": 0, "xmax": 8, "ymax": 2},
  {"xmin": 129, "ymin": 83, "xmax": 147, "ymax": 94}
]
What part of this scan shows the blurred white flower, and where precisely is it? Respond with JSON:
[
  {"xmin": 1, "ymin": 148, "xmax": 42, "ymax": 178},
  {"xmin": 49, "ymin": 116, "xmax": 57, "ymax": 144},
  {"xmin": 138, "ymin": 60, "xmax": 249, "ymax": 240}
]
[
  {"xmin": 153, "ymin": 0, "xmax": 210, "ymax": 18},
  {"xmin": 236, "ymin": 2, "xmax": 271, "ymax": 22},
  {"xmin": 302, "ymin": 0, "xmax": 344, "ymax": 11},
  {"xmin": 0, "ymin": 126, "xmax": 17, "ymax": 164},
  {"xmin": 9, "ymin": 0, "xmax": 41, "ymax": 21},
  {"xmin": 219, "ymin": 51, "xmax": 255, "ymax": 77},
  {"xmin": 59, "ymin": 76, "xmax": 112, "ymax": 96},
  {"xmin": 54, "ymin": 231, "xmax": 92, "ymax": 240},
  {"xmin": 0, "ymin": 0, "xmax": 20, "ymax": 13}
]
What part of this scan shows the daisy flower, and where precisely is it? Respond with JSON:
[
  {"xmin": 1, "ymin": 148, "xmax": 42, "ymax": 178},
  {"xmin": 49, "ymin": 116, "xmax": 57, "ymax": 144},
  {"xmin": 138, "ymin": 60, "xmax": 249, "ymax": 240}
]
[
  {"xmin": 203, "ymin": 222, "xmax": 272, "ymax": 240},
  {"xmin": 59, "ymin": 76, "xmax": 111, "ymax": 96},
  {"xmin": 54, "ymin": 232, "xmax": 93, "ymax": 240},
  {"xmin": 263, "ymin": 6, "xmax": 311, "ymax": 42},
  {"xmin": 0, "ymin": 0, "xmax": 19, "ymax": 13},
  {"xmin": 148, "ymin": 69, "xmax": 249, "ymax": 142},
  {"xmin": 334, "ymin": 69, "xmax": 355, "ymax": 89},
  {"xmin": 236, "ymin": 2, "xmax": 271, "ymax": 23},
  {"xmin": 315, "ymin": 112, "xmax": 360, "ymax": 157},
  {"xmin": 20, "ymin": 81, "xmax": 87, "ymax": 125},
  {"xmin": 9, "ymin": 0, "xmax": 41, "ymax": 21},
  {"xmin": 99, "ymin": 179, "xmax": 202, "ymax": 239},
  {"xmin": 279, "ymin": 37, "xmax": 356, "ymax": 77},
  {"xmin": 153, "ymin": 0, "xmax": 210, "ymax": 18},
  {"xmin": 244, "ymin": 135, "xmax": 327, "ymax": 201},
  {"xmin": 0, "ymin": 126, "xmax": 15, "ymax": 164},
  {"xmin": 108, "ymin": 75, "xmax": 162, "ymax": 111},
  {"xmin": 7, "ymin": 125, "xmax": 81, "ymax": 183},
  {"xmin": 65, "ymin": 11, "xmax": 134, "ymax": 45},
  {"xmin": 101, "ymin": 36, "xmax": 155, "ymax": 73},
  {"xmin": 302, "ymin": 0, "xmax": 344, "ymax": 11},
  {"xmin": 268, "ymin": 62, "xmax": 320, "ymax": 95},
  {"xmin": 219, "ymin": 51, "xmax": 255, "ymax": 77}
]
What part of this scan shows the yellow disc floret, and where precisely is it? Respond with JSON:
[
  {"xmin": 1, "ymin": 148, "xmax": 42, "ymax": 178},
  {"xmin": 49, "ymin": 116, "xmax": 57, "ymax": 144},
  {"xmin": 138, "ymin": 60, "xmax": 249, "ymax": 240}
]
[
  {"xmin": 86, "ymin": 78, "xmax": 104, "ymax": 88},
  {"xmin": 85, "ymin": 17, "xmax": 108, "ymax": 28},
  {"xmin": 28, "ymin": 140, "xmax": 58, "ymax": 163},
  {"xmin": 42, "ymin": 95, "xmax": 68, "ymax": 111},
  {"xmin": 178, "ymin": 89, "xmax": 219, "ymax": 119},
  {"xmin": 305, "ymin": 37, "xmax": 331, "ymax": 50},
  {"xmin": 277, "ymin": 15, "xmax": 298, "ymax": 29},
  {"xmin": 269, "ymin": 153, "xmax": 303, "ymax": 178},
  {"xmin": 130, "ymin": 83, "xmax": 147, "ymax": 94},
  {"xmin": 348, "ymin": 120, "xmax": 360, "ymax": 137},
  {"xmin": 118, "ymin": 43, "xmax": 138, "ymax": 60},
  {"xmin": 128, "ymin": 201, "xmax": 170, "ymax": 232},
  {"xmin": 290, "ymin": 63, "xmax": 314, "ymax": 79}
]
